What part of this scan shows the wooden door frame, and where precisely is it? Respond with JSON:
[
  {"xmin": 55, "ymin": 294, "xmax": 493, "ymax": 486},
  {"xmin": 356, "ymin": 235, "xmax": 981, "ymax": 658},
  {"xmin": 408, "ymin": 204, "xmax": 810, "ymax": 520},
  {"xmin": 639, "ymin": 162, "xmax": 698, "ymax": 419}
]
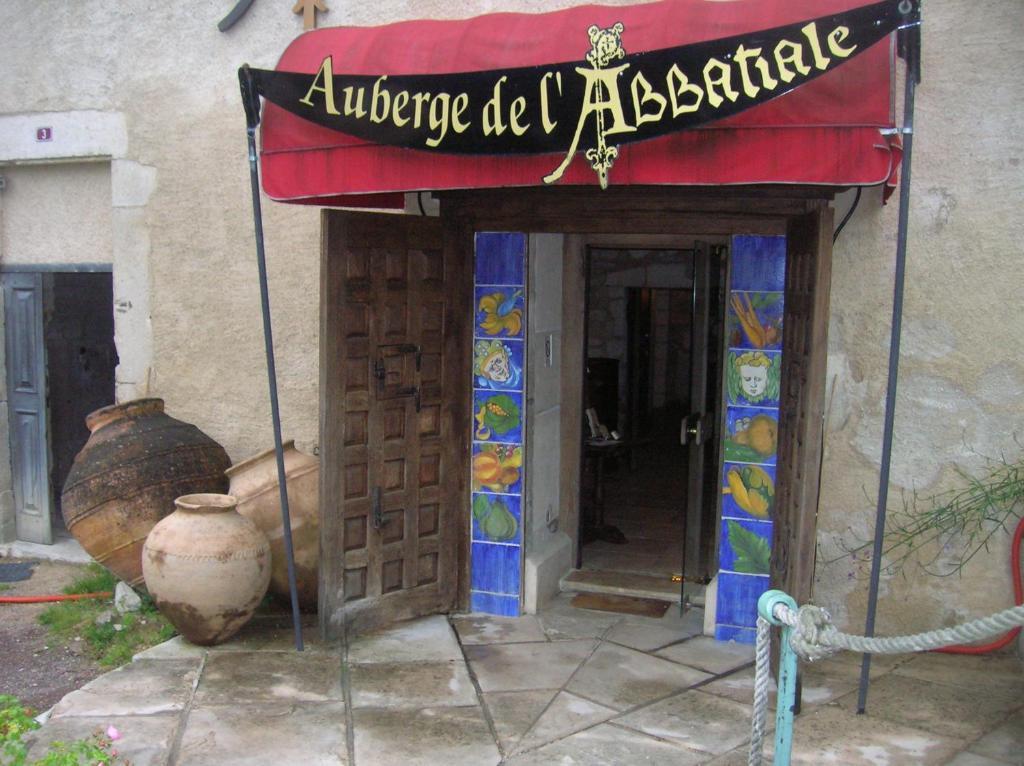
[{"xmin": 440, "ymin": 186, "xmax": 834, "ymax": 610}]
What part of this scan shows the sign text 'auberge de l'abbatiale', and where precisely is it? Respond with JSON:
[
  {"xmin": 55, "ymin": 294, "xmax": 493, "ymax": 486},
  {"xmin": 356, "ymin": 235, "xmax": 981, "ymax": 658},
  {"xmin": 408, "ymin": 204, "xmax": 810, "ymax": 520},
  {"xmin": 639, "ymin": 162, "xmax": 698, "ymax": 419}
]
[{"xmin": 246, "ymin": 0, "xmax": 918, "ymax": 187}]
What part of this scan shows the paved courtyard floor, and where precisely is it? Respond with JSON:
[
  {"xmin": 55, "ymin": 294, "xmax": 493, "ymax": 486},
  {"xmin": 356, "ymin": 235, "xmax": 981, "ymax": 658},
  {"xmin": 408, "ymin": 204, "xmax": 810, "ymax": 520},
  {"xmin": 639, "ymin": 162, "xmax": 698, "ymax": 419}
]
[{"xmin": 23, "ymin": 595, "xmax": 1024, "ymax": 765}]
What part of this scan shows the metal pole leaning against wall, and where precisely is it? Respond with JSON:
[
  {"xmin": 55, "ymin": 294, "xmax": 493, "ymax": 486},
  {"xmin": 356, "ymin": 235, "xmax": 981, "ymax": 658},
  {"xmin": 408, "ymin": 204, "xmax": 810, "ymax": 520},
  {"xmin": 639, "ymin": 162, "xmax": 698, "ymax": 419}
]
[
  {"xmin": 857, "ymin": 0, "xmax": 921, "ymax": 713},
  {"xmin": 238, "ymin": 65, "xmax": 305, "ymax": 652}
]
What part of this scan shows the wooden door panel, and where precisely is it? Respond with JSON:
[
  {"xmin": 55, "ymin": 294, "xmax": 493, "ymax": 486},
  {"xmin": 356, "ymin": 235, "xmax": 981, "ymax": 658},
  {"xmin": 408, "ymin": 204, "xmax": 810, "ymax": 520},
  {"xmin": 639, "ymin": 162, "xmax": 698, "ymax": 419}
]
[{"xmin": 320, "ymin": 211, "xmax": 464, "ymax": 639}]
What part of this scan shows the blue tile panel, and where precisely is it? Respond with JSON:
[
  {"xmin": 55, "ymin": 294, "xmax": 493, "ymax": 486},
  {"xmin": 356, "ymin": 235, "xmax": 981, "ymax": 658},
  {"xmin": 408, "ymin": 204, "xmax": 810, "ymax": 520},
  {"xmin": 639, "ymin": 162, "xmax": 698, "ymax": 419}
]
[
  {"xmin": 714, "ymin": 624, "xmax": 757, "ymax": 645},
  {"xmin": 471, "ymin": 232, "xmax": 527, "ymax": 617},
  {"xmin": 716, "ymin": 235, "xmax": 785, "ymax": 643},
  {"xmin": 716, "ymin": 572, "xmax": 770, "ymax": 629}
]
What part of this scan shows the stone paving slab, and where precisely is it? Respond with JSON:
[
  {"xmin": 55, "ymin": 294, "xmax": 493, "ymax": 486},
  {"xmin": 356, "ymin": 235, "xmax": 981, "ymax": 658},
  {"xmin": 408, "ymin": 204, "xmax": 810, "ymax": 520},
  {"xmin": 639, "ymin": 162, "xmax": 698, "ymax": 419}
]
[
  {"xmin": 963, "ymin": 706, "xmax": 1024, "ymax": 763},
  {"xmin": 349, "ymin": 660, "xmax": 477, "ymax": 708},
  {"xmin": 515, "ymin": 690, "xmax": 618, "ymax": 752},
  {"xmin": 892, "ymin": 652, "xmax": 1024, "ymax": 697},
  {"xmin": 835, "ymin": 673, "xmax": 1024, "ymax": 742},
  {"xmin": 615, "ymin": 688, "xmax": 754, "ymax": 756},
  {"xmin": 481, "ymin": 690, "xmax": 557, "ymax": 751},
  {"xmin": 194, "ymin": 651, "xmax": 343, "ymax": 705},
  {"xmin": 566, "ymin": 641, "xmax": 712, "ymax": 711},
  {"xmin": 179, "ymin": 703, "xmax": 347, "ymax": 765},
  {"xmin": 347, "ymin": 614, "xmax": 463, "ymax": 663},
  {"xmin": 536, "ymin": 594, "xmax": 625, "ymax": 640},
  {"xmin": 464, "ymin": 639, "xmax": 596, "ymax": 692},
  {"xmin": 776, "ymin": 703, "xmax": 967, "ymax": 765},
  {"xmin": 505, "ymin": 722, "xmax": 708, "ymax": 765},
  {"xmin": 352, "ymin": 706, "xmax": 500, "ymax": 766},
  {"xmin": 451, "ymin": 613, "xmax": 548, "ymax": 645},
  {"xmin": 603, "ymin": 617, "xmax": 700, "ymax": 652},
  {"xmin": 50, "ymin": 659, "xmax": 200, "ymax": 718},
  {"xmin": 654, "ymin": 636, "xmax": 754, "ymax": 675},
  {"xmin": 24, "ymin": 713, "xmax": 179, "ymax": 766}
]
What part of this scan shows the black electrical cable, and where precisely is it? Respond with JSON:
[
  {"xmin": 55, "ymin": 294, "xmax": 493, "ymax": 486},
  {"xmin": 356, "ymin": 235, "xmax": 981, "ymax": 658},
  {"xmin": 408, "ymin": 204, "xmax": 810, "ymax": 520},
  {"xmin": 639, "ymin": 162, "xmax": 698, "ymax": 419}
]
[
  {"xmin": 833, "ymin": 186, "xmax": 863, "ymax": 244},
  {"xmin": 417, "ymin": 191, "xmax": 427, "ymax": 216}
]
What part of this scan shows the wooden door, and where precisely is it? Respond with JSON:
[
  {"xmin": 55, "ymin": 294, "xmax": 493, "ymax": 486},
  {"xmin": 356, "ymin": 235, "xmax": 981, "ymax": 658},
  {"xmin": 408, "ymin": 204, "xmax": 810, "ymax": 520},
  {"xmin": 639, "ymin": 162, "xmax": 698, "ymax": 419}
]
[
  {"xmin": 2, "ymin": 272, "xmax": 54, "ymax": 544},
  {"xmin": 320, "ymin": 211, "xmax": 468, "ymax": 638},
  {"xmin": 773, "ymin": 205, "xmax": 834, "ymax": 604}
]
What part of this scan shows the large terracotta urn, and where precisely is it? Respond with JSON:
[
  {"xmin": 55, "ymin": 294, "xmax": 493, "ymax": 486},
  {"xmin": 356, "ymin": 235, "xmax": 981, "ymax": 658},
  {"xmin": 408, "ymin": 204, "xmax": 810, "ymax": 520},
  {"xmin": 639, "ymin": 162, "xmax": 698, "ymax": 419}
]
[
  {"xmin": 61, "ymin": 398, "xmax": 231, "ymax": 588},
  {"xmin": 142, "ymin": 493, "xmax": 271, "ymax": 645},
  {"xmin": 226, "ymin": 440, "xmax": 319, "ymax": 611}
]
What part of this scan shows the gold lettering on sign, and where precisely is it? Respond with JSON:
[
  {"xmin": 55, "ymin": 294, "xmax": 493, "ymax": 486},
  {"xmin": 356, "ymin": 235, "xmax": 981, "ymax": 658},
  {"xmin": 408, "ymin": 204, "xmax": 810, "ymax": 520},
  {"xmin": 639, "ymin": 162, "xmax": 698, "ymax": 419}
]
[
  {"xmin": 545, "ymin": 22, "xmax": 629, "ymax": 188},
  {"xmin": 293, "ymin": 14, "xmax": 866, "ymax": 187},
  {"xmin": 299, "ymin": 57, "xmax": 340, "ymax": 115}
]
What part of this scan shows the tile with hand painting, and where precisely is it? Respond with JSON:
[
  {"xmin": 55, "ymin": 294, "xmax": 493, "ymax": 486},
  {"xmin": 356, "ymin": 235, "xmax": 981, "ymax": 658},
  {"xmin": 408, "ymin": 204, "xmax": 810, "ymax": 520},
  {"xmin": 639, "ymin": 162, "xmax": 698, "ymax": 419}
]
[
  {"xmin": 719, "ymin": 518, "xmax": 772, "ymax": 575},
  {"xmin": 473, "ymin": 391, "xmax": 524, "ymax": 444},
  {"xmin": 722, "ymin": 462, "xmax": 776, "ymax": 521},
  {"xmin": 727, "ymin": 291, "xmax": 783, "ymax": 350},
  {"xmin": 725, "ymin": 350, "xmax": 781, "ymax": 407},
  {"xmin": 724, "ymin": 407, "xmax": 778, "ymax": 465},
  {"xmin": 472, "ymin": 443, "xmax": 524, "ymax": 494},
  {"xmin": 472, "ymin": 493, "xmax": 522, "ymax": 544}
]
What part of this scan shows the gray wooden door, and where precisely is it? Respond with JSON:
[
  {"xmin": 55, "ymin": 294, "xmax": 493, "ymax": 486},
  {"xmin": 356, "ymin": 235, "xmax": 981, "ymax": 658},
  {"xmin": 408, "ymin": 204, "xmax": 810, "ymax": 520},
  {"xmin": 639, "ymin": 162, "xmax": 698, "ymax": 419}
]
[{"xmin": 2, "ymin": 272, "xmax": 53, "ymax": 544}]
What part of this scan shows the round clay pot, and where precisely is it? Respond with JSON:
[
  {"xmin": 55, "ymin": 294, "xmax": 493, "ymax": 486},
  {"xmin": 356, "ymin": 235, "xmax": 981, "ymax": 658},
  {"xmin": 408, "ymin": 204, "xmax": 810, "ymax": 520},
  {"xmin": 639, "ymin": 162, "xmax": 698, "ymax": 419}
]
[
  {"xmin": 142, "ymin": 493, "xmax": 271, "ymax": 645},
  {"xmin": 61, "ymin": 398, "xmax": 231, "ymax": 588},
  {"xmin": 227, "ymin": 440, "xmax": 319, "ymax": 611}
]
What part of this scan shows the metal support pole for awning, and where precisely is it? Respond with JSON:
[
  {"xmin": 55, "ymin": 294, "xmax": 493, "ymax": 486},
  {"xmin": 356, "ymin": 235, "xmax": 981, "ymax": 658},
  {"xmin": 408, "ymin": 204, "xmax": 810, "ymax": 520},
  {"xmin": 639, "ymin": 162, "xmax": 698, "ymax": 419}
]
[
  {"xmin": 239, "ymin": 65, "xmax": 304, "ymax": 652},
  {"xmin": 856, "ymin": 0, "xmax": 921, "ymax": 712}
]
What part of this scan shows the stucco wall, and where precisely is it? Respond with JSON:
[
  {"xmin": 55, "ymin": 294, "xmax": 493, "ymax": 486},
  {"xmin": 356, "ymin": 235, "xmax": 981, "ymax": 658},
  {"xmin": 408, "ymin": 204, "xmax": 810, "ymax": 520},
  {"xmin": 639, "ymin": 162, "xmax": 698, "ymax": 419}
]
[
  {"xmin": 0, "ymin": 0, "xmax": 1021, "ymax": 631},
  {"xmin": 814, "ymin": 0, "xmax": 1024, "ymax": 632}
]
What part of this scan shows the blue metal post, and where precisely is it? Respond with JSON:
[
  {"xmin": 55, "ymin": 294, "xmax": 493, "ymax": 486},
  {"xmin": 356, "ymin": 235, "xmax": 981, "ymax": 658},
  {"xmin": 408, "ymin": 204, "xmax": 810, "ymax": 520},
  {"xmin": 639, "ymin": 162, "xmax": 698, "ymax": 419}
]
[{"xmin": 759, "ymin": 590, "xmax": 799, "ymax": 766}]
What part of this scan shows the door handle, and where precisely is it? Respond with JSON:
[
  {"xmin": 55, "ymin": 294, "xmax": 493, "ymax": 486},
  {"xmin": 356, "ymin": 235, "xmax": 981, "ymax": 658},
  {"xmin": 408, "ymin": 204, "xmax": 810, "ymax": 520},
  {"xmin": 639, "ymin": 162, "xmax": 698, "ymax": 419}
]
[{"xmin": 681, "ymin": 414, "xmax": 704, "ymax": 446}]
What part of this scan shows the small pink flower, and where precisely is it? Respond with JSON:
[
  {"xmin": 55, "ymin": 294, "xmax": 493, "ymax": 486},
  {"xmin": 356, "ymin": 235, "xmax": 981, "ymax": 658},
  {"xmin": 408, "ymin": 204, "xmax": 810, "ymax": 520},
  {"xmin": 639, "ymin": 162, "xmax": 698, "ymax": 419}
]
[{"xmin": 106, "ymin": 725, "xmax": 122, "ymax": 740}]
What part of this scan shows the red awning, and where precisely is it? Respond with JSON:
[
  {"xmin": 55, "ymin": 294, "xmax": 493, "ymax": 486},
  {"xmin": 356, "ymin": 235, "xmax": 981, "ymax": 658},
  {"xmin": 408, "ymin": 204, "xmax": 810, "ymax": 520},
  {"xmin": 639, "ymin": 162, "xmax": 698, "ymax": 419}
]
[{"xmin": 258, "ymin": 0, "xmax": 898, "ymax": 205}]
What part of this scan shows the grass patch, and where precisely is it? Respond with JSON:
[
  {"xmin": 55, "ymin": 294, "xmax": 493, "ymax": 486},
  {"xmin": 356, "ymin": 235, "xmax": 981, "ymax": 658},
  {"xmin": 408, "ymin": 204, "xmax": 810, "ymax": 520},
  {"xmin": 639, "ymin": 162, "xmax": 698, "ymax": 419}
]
[
  {"xmin": 37, "ymin": 564, "xmax": 176, "ymax": 669},
  {"xmin": 0, "ymin": 584, "xmax": 11, "ymax": 592}
]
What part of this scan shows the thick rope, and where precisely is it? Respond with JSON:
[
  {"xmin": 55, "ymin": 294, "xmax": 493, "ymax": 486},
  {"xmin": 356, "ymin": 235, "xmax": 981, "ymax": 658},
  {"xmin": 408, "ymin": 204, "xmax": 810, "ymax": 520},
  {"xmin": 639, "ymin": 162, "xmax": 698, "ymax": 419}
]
[
  {"xmin": 777, "ymin": 603, "xmax": 1024, "ymax": 658},
  {"xmin": 748, "ymin": 617, "xmax": 772, "ymax": 766},
  {"xmin": 747, "ymin": 601, "xmax": 1024, "ymax": 766}
]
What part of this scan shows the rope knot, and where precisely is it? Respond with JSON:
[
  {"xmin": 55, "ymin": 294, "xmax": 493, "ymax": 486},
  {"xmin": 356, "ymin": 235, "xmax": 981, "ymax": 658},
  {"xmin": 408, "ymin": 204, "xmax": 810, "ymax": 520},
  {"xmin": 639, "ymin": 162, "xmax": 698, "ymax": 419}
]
[{"xmin": 788, "ymin": 604, "xmax": 840, "ymax": 662}]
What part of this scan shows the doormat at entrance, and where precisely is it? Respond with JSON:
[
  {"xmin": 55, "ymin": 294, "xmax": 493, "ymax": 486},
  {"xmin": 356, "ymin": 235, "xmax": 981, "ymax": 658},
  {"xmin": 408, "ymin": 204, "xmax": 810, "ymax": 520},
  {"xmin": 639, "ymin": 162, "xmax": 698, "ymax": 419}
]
[
  {"xmin": 570, "ymin": 592, "xmax": 671, "ymax": 618},
  {"xmin": 0, "ymin": 560, "xmax": 38, "ymax": 583}
]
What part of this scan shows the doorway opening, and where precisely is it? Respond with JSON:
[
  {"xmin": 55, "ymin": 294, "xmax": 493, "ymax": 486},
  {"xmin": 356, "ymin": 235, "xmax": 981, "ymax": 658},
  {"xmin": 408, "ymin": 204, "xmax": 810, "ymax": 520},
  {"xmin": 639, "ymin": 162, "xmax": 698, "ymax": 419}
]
[
  {"xmin": 2, "ymin": 269, "xmax": 116, "ymax": 544},
  {"xmin": 576, "ymin": 245, "xmax": 726, "ymax": 599}
]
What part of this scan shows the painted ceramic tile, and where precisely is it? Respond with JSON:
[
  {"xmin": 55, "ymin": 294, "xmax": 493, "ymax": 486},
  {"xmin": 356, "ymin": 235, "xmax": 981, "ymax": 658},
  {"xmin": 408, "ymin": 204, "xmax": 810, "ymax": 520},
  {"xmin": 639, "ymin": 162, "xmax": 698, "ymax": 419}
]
[
  {"xmin": 727, "ymin": 291, "xmax": 783, "ymax": 350},
  {"xmin": 472, "ymin": 443, "xmax": 524, "ymax": 494},
  {"xmin": 725, "ymin": 350, "xmax": 782, "ymax": 408},
  {"xmin": 724, "ymin": 406, "xmax": 779, "ymax": 466},
  {"xmin": 729, "ymin": 235, "xmax": 786, "ymax": 292},
  {"xmin": 471, "ymin": 542, "xmax": 522, "ymax": 595},
  {"xmin": 715, "ymin": 572, "xmax": 770, "ymax": 628},
  {"xmin": 473, "ymin": 390, "xmax": 524, "ymax": 443},
  {"xmin": 718, "ymin": 518, "xmax": 773, "ymax": 575},
  {"xmin": 714, "ymin": 624, "xmax": 756, "ymax": 644},
  {"xmin": 471, "ymin": 591, "xmax": 520, "ymax": 617},
  {"xmin": 472, "ymin": 493, "xmax": 522, "ymax": 545},
  {"xmin": 473, "ymin": 338, "xmax": 525, "ymax": 391},
  {"xmin": 475, "ymin": 286, "xmax": 525, "ymax": 339},
  {"xmin": 474, "ymin": 232, "xmax": 526, "ymax": 286},
  {"xmin": 721, "ymin": 460, "xmax": 776, "ymax": 521}
]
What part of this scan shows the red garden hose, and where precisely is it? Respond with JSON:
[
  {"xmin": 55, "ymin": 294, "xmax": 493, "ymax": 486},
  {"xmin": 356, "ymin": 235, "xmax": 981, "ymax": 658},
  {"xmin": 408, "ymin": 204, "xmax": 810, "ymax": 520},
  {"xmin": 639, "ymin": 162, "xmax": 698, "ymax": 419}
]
[
  {"xmin": 0, "ymin": 591, "xmax": 112, "ymax": 604},
  {"xmin": 933, "ymin": 514, "xmax": 1024, "ymax": 654}
]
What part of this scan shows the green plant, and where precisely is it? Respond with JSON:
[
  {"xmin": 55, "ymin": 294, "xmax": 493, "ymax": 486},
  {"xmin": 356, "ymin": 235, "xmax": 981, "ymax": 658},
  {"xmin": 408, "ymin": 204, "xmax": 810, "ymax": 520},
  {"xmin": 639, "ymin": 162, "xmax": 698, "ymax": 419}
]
[
  {"xmin": 1, "ymin": 696, "xmax": 130, "ymax": 766},
  {"xmin": 37, "ymin": 565, "xmax": 175, "ymax": 668},
  {"xmin": 1, "ymin": 694, "xmax": 37, "ymax": 766},
  {"xmin": 831, "ymin": 454, "xmax": 1024, "ymax": 578}
]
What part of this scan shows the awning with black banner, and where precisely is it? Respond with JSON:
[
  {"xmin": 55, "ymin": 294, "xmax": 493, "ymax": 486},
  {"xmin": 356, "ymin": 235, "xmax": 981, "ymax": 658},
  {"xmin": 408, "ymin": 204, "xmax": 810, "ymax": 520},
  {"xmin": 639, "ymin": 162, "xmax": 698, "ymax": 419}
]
[{"xmin": 243, "ymin": 0, "xmax": 919, "ymax": 205}]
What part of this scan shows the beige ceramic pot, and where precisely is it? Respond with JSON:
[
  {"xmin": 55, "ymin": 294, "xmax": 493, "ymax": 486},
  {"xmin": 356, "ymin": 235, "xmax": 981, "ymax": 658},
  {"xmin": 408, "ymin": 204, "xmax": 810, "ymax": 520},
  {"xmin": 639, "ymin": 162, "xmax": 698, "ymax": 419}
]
[
  {"xmin": 142, "ymin": 493, "xmax": 271, "ymax": 646},
  {"xmin": 226, "ymin": 440, "xmax": 319, "ymax": 611}
]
